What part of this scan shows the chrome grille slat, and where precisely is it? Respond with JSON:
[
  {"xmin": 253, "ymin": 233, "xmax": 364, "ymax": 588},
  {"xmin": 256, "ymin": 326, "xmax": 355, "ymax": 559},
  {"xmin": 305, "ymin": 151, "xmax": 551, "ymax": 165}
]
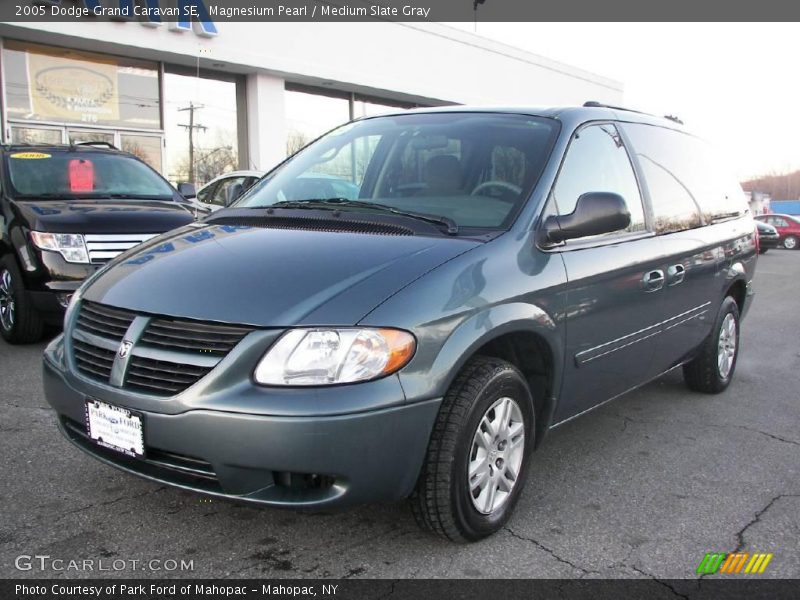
[
  {"xmin": 84, "ymin": 233, "xmax": 158, "ymax": 264},
  {"xmin": 71, "ymin": 301, "xmax": 252, "ymax": 397}
]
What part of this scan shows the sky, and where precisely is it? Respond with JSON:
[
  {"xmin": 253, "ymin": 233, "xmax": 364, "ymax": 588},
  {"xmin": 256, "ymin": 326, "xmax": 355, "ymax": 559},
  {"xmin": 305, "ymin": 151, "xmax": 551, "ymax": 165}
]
[{"xmin": 446, "ymin": 22, "xmax": 800, "ymax": 180}]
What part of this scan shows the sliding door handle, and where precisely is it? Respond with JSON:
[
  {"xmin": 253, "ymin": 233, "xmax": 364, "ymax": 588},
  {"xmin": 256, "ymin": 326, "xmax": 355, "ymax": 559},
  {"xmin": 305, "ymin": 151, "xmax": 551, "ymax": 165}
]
[
  {"xmin": 668, "ymin": 264, "xmax": 686, "ymax": 285},
  {"xmin": 642, "ymin": 269, "xmax": 665, "ymax": 292}
]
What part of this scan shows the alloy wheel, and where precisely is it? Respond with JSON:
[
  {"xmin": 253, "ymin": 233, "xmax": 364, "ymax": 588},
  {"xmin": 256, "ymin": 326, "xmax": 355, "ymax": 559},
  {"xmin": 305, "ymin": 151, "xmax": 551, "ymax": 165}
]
[
  {"xmin": 0, "ymin": 268, "xmax": 15, "ymax": 332},
  {"xmin": 717, "ymin": 313, "xmax": 737, "ymax": 379},
  {"xmin": 468, "ymin": 396, "xmax": 525, "ymax": 515},
  {"xmin": 784, "ymin": 236, "xmax": 797, "ymax": 250}
]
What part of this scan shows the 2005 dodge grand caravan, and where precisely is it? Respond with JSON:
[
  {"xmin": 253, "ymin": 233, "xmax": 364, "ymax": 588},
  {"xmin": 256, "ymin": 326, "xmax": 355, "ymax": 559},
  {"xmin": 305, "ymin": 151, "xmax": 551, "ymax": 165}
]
[{"xmin": 43, "ymin": 104, "xmax": 756, "ymax": 542}]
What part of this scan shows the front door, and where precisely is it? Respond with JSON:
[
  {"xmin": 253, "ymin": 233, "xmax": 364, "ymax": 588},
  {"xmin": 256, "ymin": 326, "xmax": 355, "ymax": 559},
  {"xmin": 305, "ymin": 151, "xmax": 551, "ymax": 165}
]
[{"xmin": 547, "ymin": 123, "xmax": 666, "ymax": 423}]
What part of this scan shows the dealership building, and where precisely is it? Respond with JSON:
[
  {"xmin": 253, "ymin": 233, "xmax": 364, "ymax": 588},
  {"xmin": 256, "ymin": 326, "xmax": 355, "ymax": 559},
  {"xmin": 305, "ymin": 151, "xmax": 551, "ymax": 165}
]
[{"xmin": 0, "ymin": 13, "xmax": 622, "ymax": 184}]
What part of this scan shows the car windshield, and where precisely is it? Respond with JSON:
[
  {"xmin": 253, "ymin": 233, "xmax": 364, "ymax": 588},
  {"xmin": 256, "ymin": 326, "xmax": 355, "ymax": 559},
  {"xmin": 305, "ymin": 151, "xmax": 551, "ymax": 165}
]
[
  {"xmin": 237, "ymin": 112, "xmax": 560, "ymax": 230},
  {"xmin": 5, "ymin": 151, "xmax": 174, "ymax": 199}
]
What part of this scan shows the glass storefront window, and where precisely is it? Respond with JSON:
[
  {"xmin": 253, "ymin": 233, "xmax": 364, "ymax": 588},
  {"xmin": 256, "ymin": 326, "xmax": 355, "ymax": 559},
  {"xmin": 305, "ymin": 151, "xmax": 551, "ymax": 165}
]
[
  {"xmin": 285, "ymin": 90, "xmax": 350, "ymax": 156},
  {"xmin": 10, "ymin": 126, "xmax": 63, "ymax": 144},
  {"xmin": 121, "ymin": 134, "xmax": 163, "ymax": 173},
  {"xmin": 67, "ymin": 130, "xmax": 115, "ymax": 146},
  {"xmin": 163, "ymin": 72, "xmax": 239, "ymax": 186},
  {"xmin": 3, "ymin": 40, "xmax": 160, "ymax": 130}
]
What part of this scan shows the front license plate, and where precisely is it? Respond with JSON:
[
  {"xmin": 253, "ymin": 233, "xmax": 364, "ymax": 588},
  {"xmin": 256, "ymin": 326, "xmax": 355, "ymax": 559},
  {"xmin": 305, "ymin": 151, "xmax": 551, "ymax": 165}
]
[{"xmin": 85, "ymin": 399, "xmax": 144, "ymax": 458}]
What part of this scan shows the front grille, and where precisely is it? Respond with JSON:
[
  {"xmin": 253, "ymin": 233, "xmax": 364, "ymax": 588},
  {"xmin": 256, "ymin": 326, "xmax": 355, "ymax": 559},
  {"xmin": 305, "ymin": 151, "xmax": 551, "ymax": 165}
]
[
  {"xmin": 140, "ymin": 317, "xmax": 254, "ymax": 357},
  {"xmin": 60, "ymin": 416, "xmax": 221, "ymax": 491},
  {"xmin": 70, "ymin": 302, "xmax": 255, "ymax": 396},
  {"xmin": 77, "ymin": 301, "xmax": 135, "ymax": 338},
  {"xmin": 73, "ymin": 339, "xmax": 116, "ymax": 381},
  {"xmin": 84, "ymin": 233, "xmax": 158, "ymax": 264},
  {"xmin": 126, "ymin": 355, "xmax": 214, "ymax": 396}
]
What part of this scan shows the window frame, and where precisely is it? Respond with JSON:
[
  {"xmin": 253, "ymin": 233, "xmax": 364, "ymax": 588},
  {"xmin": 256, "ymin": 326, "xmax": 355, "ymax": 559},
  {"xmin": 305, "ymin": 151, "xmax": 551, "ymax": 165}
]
[{"xmin": 537, "ymin": 120, "xmax": 654, "ymax": 253}]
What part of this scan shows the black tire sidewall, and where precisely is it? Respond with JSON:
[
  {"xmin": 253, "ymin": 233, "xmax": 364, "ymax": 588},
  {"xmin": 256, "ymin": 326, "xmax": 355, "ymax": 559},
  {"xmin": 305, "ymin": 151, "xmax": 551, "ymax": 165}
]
[{"xmin": 451, "ymin": 366, "xmax": 535, "ymax": 540}]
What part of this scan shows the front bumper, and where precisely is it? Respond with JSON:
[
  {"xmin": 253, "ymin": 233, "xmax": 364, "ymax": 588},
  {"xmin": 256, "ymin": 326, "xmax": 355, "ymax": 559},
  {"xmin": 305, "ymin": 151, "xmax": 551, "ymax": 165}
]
[{"xmin": 43, "ymin": 339, "xmax": 441, "ymax": 507}]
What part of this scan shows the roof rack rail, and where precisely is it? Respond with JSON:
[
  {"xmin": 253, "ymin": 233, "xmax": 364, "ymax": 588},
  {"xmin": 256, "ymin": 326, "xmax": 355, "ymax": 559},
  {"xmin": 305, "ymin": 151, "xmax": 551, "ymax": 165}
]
[
  {"xmin": 73, "ymin": 141, "xmax": 118, "ymax": 150},
  {"xmin": 583, "ymin": 101, "xmax": 683, "ymax": 125}
]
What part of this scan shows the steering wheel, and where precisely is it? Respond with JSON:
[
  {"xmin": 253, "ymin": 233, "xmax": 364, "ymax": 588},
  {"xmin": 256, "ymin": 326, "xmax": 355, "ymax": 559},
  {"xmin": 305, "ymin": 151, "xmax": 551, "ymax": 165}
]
[{"xmin": 471, "ymin": 180, "xmax": 522, "ymax": 198}]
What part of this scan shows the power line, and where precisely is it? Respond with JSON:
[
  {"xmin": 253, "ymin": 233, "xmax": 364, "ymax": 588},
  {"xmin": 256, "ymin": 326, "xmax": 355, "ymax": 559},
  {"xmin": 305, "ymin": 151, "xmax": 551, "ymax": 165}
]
[{"xmin": 177, "ymin": 102, "xmax": 207, "ymax": 183}]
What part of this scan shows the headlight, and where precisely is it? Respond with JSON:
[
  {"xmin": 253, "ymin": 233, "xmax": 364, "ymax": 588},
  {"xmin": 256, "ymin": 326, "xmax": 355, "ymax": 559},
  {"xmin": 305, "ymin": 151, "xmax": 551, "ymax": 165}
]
[
  {"xmin": 30, "ymin": 232, "xmax": 89, "ymax": 264},
  {"xmin": 254, "ymin": 328, "xmax": 416, "ymax": 386}
]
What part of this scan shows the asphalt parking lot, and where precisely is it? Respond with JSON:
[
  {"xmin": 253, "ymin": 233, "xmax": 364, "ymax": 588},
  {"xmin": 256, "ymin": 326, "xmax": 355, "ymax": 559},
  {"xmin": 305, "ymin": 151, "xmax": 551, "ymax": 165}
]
[{"xmin": 2, "ymin": 250, "xmax": 798, "ymax": 581}]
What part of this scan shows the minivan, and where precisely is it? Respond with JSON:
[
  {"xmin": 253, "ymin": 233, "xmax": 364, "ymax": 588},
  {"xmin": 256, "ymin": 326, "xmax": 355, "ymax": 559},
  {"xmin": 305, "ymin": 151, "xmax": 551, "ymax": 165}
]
[{"xmin": 43, "ymin": 105, "xmax": 756, "ymax": 542}]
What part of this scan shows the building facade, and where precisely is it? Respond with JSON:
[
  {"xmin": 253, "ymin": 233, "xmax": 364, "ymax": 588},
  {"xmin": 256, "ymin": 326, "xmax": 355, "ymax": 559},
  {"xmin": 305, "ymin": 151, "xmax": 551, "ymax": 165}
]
[{"xmin": 0, "ymin": 16, "xmax": 623, "ymax": 185}]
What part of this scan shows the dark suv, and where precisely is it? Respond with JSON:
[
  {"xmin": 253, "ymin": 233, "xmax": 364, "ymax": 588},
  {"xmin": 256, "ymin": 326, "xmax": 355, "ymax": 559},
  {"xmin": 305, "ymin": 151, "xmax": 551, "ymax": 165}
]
[
  {"xmin": 43, "ymin": 105, "xmax": 756, "ymax": 542},
  {"xmin": 0, "ymin": 144, "xmax": 201, "ymax": 343}
]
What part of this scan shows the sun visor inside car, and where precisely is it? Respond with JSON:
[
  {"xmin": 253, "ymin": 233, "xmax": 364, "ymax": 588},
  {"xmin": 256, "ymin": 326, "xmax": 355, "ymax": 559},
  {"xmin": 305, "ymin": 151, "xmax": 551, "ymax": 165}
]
[{"xmin": 69, "ymin": 159, "xmax": 95, "ymax": 192}]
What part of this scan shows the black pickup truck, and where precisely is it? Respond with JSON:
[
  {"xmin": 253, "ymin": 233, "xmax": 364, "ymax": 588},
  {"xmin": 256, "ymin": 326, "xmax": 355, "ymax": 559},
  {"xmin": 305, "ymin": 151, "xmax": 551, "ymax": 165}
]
[{"xmin": 0, "ymin": 143, "xmax": 202, "ymax": 343}]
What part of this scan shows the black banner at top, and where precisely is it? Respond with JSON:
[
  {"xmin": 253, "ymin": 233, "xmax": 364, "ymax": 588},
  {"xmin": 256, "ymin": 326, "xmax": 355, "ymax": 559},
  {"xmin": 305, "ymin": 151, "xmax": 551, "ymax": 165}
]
[{"xmin": 4, "ymin": 0, "xmax": 800, "ymax": 23}]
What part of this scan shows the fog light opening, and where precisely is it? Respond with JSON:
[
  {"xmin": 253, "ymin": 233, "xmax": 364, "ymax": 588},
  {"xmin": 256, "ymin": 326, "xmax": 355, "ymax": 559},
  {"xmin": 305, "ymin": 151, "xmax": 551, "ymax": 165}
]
[{"xmin": 273, "ymin": 471, "xmax": 335, "ymax": 491}]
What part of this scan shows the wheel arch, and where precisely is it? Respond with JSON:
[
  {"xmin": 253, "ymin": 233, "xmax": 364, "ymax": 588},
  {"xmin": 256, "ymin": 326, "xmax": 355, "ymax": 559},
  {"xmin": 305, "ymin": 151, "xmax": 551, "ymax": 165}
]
[{"xmin": 404, "ymin": 302, "xmax": 564, "ymax": 449}]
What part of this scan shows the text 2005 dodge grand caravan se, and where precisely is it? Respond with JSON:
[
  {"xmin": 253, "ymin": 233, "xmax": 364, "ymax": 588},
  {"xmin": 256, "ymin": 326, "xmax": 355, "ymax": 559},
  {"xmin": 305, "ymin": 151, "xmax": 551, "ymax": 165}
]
[{"xmin": 44, "ymin": 105, "xmax": 756, "ymax": 541}]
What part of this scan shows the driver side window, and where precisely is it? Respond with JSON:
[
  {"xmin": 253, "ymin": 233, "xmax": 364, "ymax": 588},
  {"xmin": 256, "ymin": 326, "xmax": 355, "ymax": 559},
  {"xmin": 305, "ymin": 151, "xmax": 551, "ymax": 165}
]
[{"xmin": 550, "ymin": 123, "xmax": 646, "ymax": 237}]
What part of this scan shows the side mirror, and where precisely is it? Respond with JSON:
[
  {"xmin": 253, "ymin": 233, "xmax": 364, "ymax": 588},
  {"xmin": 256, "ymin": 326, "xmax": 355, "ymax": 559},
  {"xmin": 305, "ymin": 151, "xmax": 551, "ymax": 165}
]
[
  {"xmin": 177, "ymin": 182, "xmax": 196, "ymax": 199},
  {"xmin": 543, "ymin": 192, "xmax": 631, "ymax": 244},
  {"xmin": 225, "ymin": 182, "xmax": 244, "ymax": 206}
]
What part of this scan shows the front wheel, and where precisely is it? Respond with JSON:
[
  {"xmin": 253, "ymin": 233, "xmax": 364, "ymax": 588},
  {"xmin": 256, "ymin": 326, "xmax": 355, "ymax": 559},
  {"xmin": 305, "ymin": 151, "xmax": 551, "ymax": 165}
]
[
  {"xmin": 683, "ymin": 296, "xmax": 740, "ymax": 394},
  {"xmin": 783, "ymin": 235, "xmax": 798, "ymax": 250},
  {"xmin": 0, "ymin": 255, "xmax": 45, "ymax": 344},
  {"xmin": 411, "ymin": 356, "xmax": 535, "ymax": 542}
]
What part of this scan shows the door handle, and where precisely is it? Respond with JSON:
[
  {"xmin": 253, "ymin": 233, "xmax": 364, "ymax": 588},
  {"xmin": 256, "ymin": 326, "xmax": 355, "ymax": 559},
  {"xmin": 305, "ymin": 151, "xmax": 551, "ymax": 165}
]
[
  {"xmin": 668, "ymin": 263, "xmax": 686, "ymax": 286},
  {"xmin": 642, "ymin": 269, "xmax": 665, "ymax": 292}
]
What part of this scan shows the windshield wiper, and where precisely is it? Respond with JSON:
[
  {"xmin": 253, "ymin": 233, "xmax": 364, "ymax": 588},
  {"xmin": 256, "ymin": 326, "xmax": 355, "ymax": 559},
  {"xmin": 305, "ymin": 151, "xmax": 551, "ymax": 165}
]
[{"xmin": 270, "ymin": 198, "xmax": 459, "ymax": 235}]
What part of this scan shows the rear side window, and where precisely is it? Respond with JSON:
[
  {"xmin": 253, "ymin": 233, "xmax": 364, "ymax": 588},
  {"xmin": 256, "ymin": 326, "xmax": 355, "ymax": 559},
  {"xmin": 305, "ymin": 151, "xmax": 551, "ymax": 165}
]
[
  {"xmin": 623, "ymin": 124, "xmax": 747, "ymax": 234},
  {"xmin": 549, "ymin": 123, "xmax": 646, "ymax": 238}
]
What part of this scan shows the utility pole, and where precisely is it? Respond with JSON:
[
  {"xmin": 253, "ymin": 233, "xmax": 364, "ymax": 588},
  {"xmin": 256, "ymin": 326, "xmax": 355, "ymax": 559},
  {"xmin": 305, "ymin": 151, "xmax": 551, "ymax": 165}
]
[{"xmin": 178, "ymin": 102, "xmax": 207, "ymax": 184}]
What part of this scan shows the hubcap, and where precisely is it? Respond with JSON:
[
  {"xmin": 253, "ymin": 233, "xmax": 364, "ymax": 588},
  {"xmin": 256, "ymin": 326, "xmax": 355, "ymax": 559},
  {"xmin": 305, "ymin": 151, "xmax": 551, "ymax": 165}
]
[
  {"xmin": 468, "ymin": 396, "xmax": 525, "ymax": 515},
  {"xmin": 0, "ymin": 268, "xmax": 15, "ymax": 332},
  {"xmin": 785, "ymin": 237, "xmax": 797, "ymax": 250},
  {"xmin": 717, "ymin": 313, "xmax": 737, "ymax": 379}
]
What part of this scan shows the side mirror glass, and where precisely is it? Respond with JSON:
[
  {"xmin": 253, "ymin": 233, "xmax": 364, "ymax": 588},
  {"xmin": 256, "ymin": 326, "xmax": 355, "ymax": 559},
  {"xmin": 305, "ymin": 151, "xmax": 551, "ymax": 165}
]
[
  {"xmin": 543, "ymin": 192, "xmax": 631, "ymax": 244},
  {"xmin": 177, "ymin": 182, "xmax": 196, "ymax": 199},
  {"xmin": 226, "ymin": 182, "xmax": 244, "ymax": 206}
]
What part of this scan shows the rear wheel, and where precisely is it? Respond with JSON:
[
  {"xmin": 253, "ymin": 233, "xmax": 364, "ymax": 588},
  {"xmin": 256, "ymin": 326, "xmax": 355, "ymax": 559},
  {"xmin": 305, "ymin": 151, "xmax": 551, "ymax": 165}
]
[
  {"xmin": 683, "ymin": 296, "xmax": 739, "ymax": 394},
  {"xmin": 0, "ymin": 255, "xmax": 44, "ymax": 344},
  {"xmin": 411, "ymin": 356, "xmax": 534, "ymax": 542},
  {"xmin": 784, "ymin": 235, "xmax": 798, "ymax": 250}
]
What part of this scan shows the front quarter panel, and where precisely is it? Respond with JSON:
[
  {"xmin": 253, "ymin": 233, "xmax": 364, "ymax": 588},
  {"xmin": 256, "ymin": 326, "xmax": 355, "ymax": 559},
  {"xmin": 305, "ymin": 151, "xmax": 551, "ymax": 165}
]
[{"xmin": 359, "ymin": 232, "xmax": 568, "ymax": 407}]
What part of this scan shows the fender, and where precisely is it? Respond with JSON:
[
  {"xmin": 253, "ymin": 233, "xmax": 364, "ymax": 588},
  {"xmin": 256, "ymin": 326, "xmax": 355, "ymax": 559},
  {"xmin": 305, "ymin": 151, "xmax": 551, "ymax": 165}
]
[{"xmin": 397, "ymin": 301, "xmax": 565, "ymax": 435}]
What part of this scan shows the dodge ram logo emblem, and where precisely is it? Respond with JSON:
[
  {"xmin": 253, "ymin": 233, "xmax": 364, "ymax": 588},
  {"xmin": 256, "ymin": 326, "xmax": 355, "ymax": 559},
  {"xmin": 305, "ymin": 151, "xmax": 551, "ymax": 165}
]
[{"xmin": 117, "ymin": 340, "xmax": 133, "ymax": 359}]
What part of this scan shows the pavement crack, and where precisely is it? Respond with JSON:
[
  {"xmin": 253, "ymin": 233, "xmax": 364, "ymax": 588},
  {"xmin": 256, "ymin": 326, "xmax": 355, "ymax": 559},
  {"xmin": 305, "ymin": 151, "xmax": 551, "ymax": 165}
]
[
  {"xmin": 631, "ymin": 565, "xmax": 689, "ymax": 599},
  {"xmin": 732, "ymin": 426, "xmax": 800, "ymax": 447},
  {"xmin": 504, "ymin": 527, "xmax": 597, "ymax": 576},
  {"xmin": 733, "ymin": 493, "xmax": 800, "ymax": 553}
]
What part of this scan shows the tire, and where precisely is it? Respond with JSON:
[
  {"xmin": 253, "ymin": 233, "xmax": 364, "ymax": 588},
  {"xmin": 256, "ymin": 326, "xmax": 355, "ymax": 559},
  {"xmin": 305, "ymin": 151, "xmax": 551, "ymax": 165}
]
[
  {"xmin": 784, "ymin": 235, "xmax": 798, "ymax": 250},
  {"xmin": 0, "ymin": 255, "xmax": 44, "ymax": 344},
  {"xmin": 759, "ymin": 248, "xmax": 768, "ymax": 254},
  {"xmin": 683, "ymin": 296, "xmax": 740, "ymax": 394},
  {"xmin": 411, "ymin": 355, "xmax": 535, "ymax": 542}
]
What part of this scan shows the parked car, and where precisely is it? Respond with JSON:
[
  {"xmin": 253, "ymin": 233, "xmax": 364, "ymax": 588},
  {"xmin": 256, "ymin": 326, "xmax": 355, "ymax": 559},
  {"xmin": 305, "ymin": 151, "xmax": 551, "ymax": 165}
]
[
  {"xmin": 0, "ymin": 143, "xmax": 200, "ymax": 343},
  {"xmin": 755, "ymin": 220, "xmax": 780, "ymax": 253},
  {"xmin": 43, "ymin": 105, "xmax": 756, "ymax": 542},
  {"xmin": 194, "ymin": 170, "xmax": 264, "ymax": 211},
  {"xmin": 754, "ymin": 213, "xmax": 800, "ymax": 249}
]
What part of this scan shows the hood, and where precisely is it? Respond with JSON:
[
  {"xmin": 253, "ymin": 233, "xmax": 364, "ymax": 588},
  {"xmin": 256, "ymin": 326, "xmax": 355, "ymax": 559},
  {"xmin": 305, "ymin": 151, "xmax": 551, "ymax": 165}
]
[
  {"xmin": 83, "ymin": 223, "xmax": 480, "ymax": 326},
  {"xmin": 14, "ymin": 199, "xmax": 195, "ymax": 233}
]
